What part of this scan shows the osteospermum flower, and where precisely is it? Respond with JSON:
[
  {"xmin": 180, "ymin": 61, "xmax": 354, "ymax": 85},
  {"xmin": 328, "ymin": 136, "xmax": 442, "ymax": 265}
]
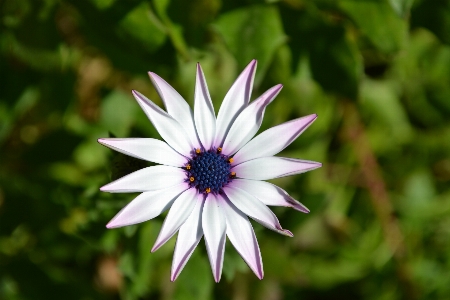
[{"xmin": 98, "ymin": 60, "xmax": 321, "ymax": 282}]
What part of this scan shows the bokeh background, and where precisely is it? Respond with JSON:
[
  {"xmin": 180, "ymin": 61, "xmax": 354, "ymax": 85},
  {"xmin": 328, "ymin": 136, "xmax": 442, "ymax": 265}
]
[{"xmin": 1, "ymin": 0, "xmax": 450, "ymax": 299}]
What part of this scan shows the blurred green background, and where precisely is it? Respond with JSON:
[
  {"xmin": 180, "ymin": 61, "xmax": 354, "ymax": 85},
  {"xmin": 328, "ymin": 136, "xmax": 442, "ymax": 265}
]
[{"xmin": 1, "ymin": 0, "xmax": 450, "ymax": 299}]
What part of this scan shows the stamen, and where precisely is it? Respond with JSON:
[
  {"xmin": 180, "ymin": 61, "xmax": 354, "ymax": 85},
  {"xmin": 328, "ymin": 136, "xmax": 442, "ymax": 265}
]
[
  {"xmin": 228, "ymin": 157, "xmax": 234, "ymax": 163},
  {"xmin": 185, "ymin": 150, "xmax": 235, "ymax": 194},
  {"xmin": 217, "ymin": 147, "xmax": 222, "ymax": 153}
]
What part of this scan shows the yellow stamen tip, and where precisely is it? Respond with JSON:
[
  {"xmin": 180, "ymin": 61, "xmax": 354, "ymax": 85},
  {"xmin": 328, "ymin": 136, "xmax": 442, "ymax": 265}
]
[
  {"xmin": 186, "ymin": 164, "xmax": 191, "ymax": 170},
  {"xmin": 205, "ymin": 187, "xmax": 211, "ymax": 193},
  {"xmin": 228, "ymin": 158, "xmax": 234, "ymax": 163},
  {"xmin": 189, "ymin": 176, "xmax": 195, "ymax": 182},
  {"xmin": 231, "ymin": 172, "xmax": 236, "ymax": 176},
  {"xmin": 196, "ymin": 148, "xmax": 201, "ymax": 154},
  {"xmin": 217, "ymin": 147, "xmax": 222, "ymax": 153}
]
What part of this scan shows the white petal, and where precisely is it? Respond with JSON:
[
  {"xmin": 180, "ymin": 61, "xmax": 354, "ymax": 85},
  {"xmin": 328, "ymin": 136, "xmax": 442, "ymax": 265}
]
[
  {"xmin": 152, "ymin": 188, "xmax": 200, "ymax": 252},
  {"xmin": 222, "ymin": 84, "xmax": 282, "ymax": 156},
  {"xmin": 194, "ymin": 63, "xmax": 216, "ymax": 150},
  {"xmin": 171, "ymin": 198, "xmax": 205, "ymax": 281},
  {"xmin": 202, "ymin": 193, "xmax": 226, "ymax": 282},
  {"xmin": 106, "ymin": 183, "xmax": 189, "ymax": 228},
  {"xmin": 232, "ymin": 157, "xmax": 322, "ymax": 180},
  {"xmin": 223, "ymin": 185, "xmax": 293, "ymax": 237},
  {"xmin": 132, "ymin": 90, "xmax": 193, "ymax": 156},
  {"xmin": 100, "ymin": 166, "xmax": 186, "ymax": 193},
  {"xmin": 233, "ymin": 114, "xmax": 317, "ymax": 165},
  {"xmin": 149, "ymin": 72, "xmax": 201, "ymax": 148},
  {"xmin": 230, "ymin": 179, "xmax": 309, "ymax": 213},
  {"xmin": 98, "ymin": 138, "xmax": 187, "ymax": 167},
  {"xmin": 219, "ymin": 193, "xmax": 263, "ymax": 279},
  {"xmin": 214, "ymin": 60, "xmax": 257, "ymax": 146}
]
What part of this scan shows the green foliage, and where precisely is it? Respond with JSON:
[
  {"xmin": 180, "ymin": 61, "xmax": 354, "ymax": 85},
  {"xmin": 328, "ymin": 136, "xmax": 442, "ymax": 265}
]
[{"xmin": 1, "ymin": 0, "xmax": 450, "ymax": 299}]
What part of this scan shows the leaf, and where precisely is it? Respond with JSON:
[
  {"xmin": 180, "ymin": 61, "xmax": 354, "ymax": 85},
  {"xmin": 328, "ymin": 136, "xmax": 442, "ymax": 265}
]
[
  {"xmin": 339, "ymin": 0, "xmax": 408, "ymax": 53},
  {"xmin": 172, "ymin": 250, "xmax": 214, "ymax": 300},
  {"xmin": 388, "ymin": 0, "xmax": 414, "ymax": 17},
  {"xmin": 411, "ymin": 0, "xmax": 450, "ymax": 45},
  {"xmin": 100, "ymin": 90, "xmax": 137, "ymax": 137},
  {"xmin": 214, "ymin": 5, "xmax": 287, "ymax": 86},
  {"xmin": 119, "ymin": 2, "xmax": 167, "ymax": 52},
  {"xmin": 290, "ymin": 10, "xmax": 363, "ymax": 99}
]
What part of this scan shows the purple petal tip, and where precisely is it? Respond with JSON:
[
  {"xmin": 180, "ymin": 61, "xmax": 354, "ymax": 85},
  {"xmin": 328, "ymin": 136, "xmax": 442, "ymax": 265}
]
[
  {"xmin": 150, "ymin": 244, "xmax": 159, "ymax": 253},
  {"xmin": 284, "ymin": 229, "xmax": 294, "ymax": 237}
]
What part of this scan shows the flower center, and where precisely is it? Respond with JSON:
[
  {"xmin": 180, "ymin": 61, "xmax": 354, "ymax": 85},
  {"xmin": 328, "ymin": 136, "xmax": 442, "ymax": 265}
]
[{"xmin": 185, "ymin": 148, "xmax": 235, "ymax": 194}]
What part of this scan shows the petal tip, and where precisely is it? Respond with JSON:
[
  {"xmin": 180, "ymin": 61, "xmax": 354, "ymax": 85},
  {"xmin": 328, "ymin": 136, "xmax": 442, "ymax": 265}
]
[
  {"xmin": 283, "ymin": 229, "xmax": 294, "ymax": 237},
  {"xmin": 213, "ymin": 274, "xmax": 221, "ymax": 283},
  {"xmin": 291, "ymin": 204, "xmax": 310, "ymax": 214},
  {"xmin": 148, "ymin": 72, "xmax": 160, "ymax": 83},
  {"xmin": 151, "ymin": 243, "xmax": 161, "ymax": 253},
  {"xmin": 287, "ymin": 197, "xmax": 310, "ymax": 213}
]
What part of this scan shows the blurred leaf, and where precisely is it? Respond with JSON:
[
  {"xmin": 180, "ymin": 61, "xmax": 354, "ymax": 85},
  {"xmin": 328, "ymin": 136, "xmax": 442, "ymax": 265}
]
[
  {"xmin": 172, "ymin": 250, "xmax": 214, "ymax": 300},
  {"xmin": 388, "ymin": 0, "xmax": 414, "ymax": 17},
  {"xmin": 214, "ymin": 5, "xmax": 287, "ymax": 85},
  {"xmin": 166, "ymin": 0, "xmax": 221, "ymax": 47},
  {"xmin": 119, "ymin": 251, "xmax": 136, "ymax": 279},
  {"xmin": 339, "ymin": 0, "xmax": 408, "ymax": 53},
  {"xmin": 411, "ymin": 0, "xmax": 450, "ymax": 45},
  {"xmin": 119, "ymin": 2, "xmax": 167, "ymax": 52},
  {"xmin": 308, "ymin": 24, "xmax": 362, "ymax": 100},
  {"xmin": 48, "ymin": 163, "xmax": 84, "ymax": 185},
  {"xmin": 130, "ymin": 222, "xmax": 158, "ymax": 297},
  {"xmin": 152, "ymin": 0, "xmax": 191, "ymax": 60},
  {"xmin": 360, "ymin": 78, "xmax": 413, "ymax": 152},
  {"xmin": 91, "ymin": 0, "xmax": 116, "ymax": 10},
  {"xmin": 284, "ymin": 8, "xmax": 363, "ymax": 99},
  {"xmin": 100, "ymin": 90, "xmax": 137, "ymax": 137},
  {"xmin": 401, "ymin": 170, "xmax": 436, "ymax": 216},
  {"xmin": 74, "ymin": 140, "xmax": 108, "ymax": 171},
  {"xmin": 222, "ymin": 245, "xmax": 249, "ymax": 281}
]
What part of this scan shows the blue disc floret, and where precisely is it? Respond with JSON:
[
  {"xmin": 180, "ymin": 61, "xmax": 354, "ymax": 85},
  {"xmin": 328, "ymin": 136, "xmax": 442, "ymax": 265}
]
[{"xmin": 185, "ymin": 148, "xmax": 235, "ymax": 194}]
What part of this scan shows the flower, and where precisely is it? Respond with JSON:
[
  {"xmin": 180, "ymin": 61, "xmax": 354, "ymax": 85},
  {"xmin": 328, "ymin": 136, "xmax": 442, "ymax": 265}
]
[{"xmin": 98, "ymin": 60, "xmax": 321, "ymax": 282}]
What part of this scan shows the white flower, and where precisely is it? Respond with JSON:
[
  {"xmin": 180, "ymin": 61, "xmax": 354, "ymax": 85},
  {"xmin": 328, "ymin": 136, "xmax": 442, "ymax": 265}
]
[{"xmin": 98, "ymin": 60, "xmax": 321, "ymax": 282}]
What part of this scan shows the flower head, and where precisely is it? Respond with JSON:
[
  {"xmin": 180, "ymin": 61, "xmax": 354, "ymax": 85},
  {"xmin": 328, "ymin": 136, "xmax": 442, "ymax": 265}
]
[{"xmin": 98, "ymin": 60, "xmax": 321, "ymax": 282}]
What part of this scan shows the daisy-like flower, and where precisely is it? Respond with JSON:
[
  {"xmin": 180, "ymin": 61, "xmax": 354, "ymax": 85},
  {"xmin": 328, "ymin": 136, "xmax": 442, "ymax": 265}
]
[{"xmin": 98, "ymin": 60, "xmax": 321, "ymax": 282}]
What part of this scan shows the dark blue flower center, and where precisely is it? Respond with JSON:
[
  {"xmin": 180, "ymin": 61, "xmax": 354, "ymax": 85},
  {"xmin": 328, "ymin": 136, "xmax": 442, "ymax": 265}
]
[{"xmin": 185, "ymin": 149, "xmax": 234, "ymax": 194}]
